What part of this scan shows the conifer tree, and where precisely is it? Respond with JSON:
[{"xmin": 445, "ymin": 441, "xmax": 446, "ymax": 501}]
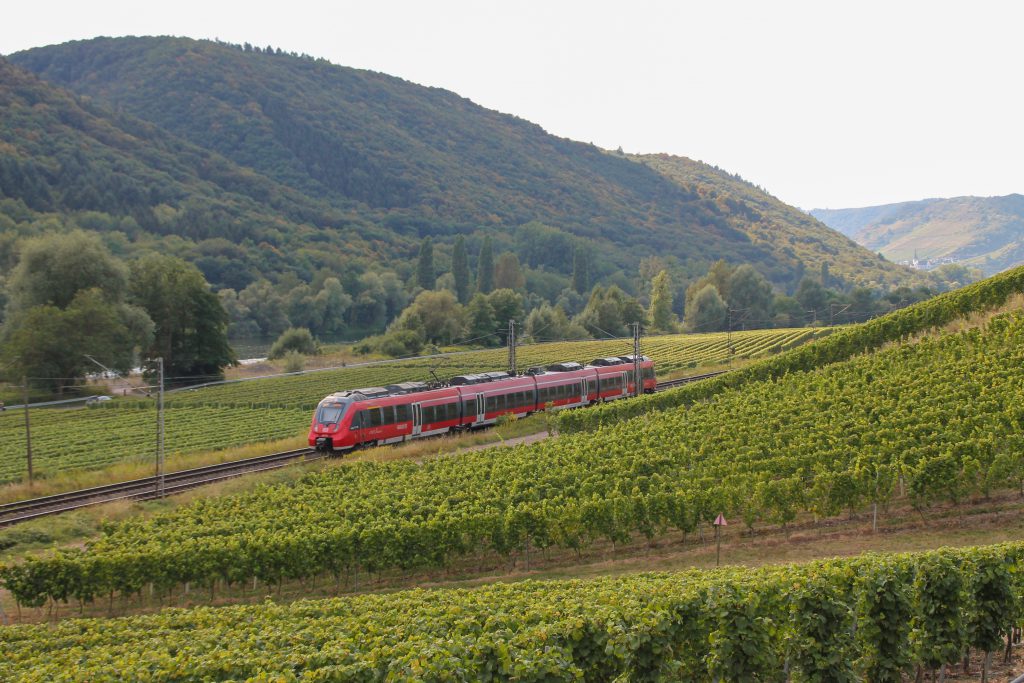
[
  {"xmin": 648, "ymin": 270, "xmax": 676, "ymax": 332},
  {"xmin": 477, "ymin": 236, "xmax": 495, "ymax": 294},
  {"xmin": 452, "ymin": 235, "xmax": 470, "ymax": 303},
  {"xmin": 416, "ymin": 237, "xmax": 435, "ymax": 290}
]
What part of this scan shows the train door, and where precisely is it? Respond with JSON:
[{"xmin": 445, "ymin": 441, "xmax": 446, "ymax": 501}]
[
  {"xmin": 412, "ymin": 403, "xmax": 422, "ymax": 436},
  {"xmin": 580, "ymin": 379, "xmax": 588, "ymax": 404},
  {"xmin": 620, "ymin": 371, "xmax": 629, "ymax": 397},
  {"xmin": 475, "ymin": 393, "xmax": 485, "ymax": 423}
]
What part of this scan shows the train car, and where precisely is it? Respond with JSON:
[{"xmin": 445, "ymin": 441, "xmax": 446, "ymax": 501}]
[{"xmin": 308, "ymin": 356, "xmax": 656, "ymax": 452}]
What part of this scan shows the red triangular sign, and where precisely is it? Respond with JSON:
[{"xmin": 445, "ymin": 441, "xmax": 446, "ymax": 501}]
[{"xmin": 714, "ymin": 513, "xmax": 727, "ymax": 526}]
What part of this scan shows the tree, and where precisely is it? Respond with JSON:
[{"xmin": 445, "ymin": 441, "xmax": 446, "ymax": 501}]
[
  {"xmin": 488, "ymin": 289, "xmax": 525, "ymax": 345},
  {"xmin": 393, "ymin": 290, "xmax": 465, "ymax": 345},
  {"xmin": 796, "ymin": 277, "xmax": 829, "ymax": 323},
  {"xmin": 477, "ymin": 236, "xmax": 495, "ymax": 294},
  {"xmin": 575, "ymin": 285, "xmax": 644, "ymax": 338},
  {"xmin": 452, "ymin": 235, "xmax": 470, "ymax": 303},
  {"xmin": 465, "ymin": 293, "xmax": 498, "ymax": 345},
  {"xmin": 684, "ymin": 284, "xmax": 727, "ymax": 332},
  {"xmin": 524, "ymin": 303, "xmax": 584, "ymax": 341},
  {"xmin": 237, "ymin": 280, "xmax": 290, "ymax": 337},
  {"xmin": 311, "ymin": 278, "xmax": 352, "ymax": 336},
  {"xmin": 416, "ymin": 237, "xmax": 435, "ymax": 290},
  {"xmin": 727, "ymin": 265, "xmax": 774, "ymax": 327},
  {"xmin": 571, "ymin": 246, "xmax": 590, "ymax": 295},
  {"xmin": 1, "ymin": 289, "xmax": 152, "ymax": 395},
  {"xmin": 494, "ymin": 252, "xmax": 526, "ymax": 290},
  {"xmin": 5, "ymin": 230, "xmax": 129, "ymax": 314},
  {"xmin": 648, "ymin": 270, "xmax": 676, "ymax": 333},
  {"xmin": 684, "ymin": 260, "xmax": 734, "ymax": 313},
  {"xmin": 130, "ymin": 254, "xmax": 236, "ymax": 382}
]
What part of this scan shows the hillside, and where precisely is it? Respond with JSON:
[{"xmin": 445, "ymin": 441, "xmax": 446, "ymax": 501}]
[
  {"xmin": 811, "ymin": 194, "xmax": 1024, "ymax": 275},
  {"xmin": 0, "ymin": 56, "xmax": 394, "ymax": 291},
  {"xmin": 632, "ymin": 153, "xmax": 922, "ymax": 288},
  {"xmin": 6, "ymin": 36, "xmax": 923, "ymax": 292}
]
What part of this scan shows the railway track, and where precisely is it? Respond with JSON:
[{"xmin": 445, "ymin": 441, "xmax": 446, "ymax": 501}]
[
  {"xmin": 654, "ymin": 370, "xmax": 727, "ymax": 391},
  {"xmin": 0, "ymin": 448, "xmax": 320, "ymax": 527},
  {"xmin": 0, "ymin": 371, "xmax": 726, "ymax": 527}
]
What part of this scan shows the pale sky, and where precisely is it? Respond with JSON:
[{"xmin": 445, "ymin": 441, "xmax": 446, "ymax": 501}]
[{"xmin": 2, "ymin": 0, "xmax": 1021, "ymax": 209}]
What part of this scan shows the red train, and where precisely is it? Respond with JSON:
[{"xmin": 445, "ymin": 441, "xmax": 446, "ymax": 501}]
[{"xmin": 308, "ymin": 355, "xmax": 655, "ymax": 452}]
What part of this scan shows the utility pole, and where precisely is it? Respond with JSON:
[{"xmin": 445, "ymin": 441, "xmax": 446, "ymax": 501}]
[
  {"xmin": 22, "ymin": 376, "xmax": 32, "ymax": 484},
  {"xmin": 156, "ymin": 357, "xmax": 165, "ymax": 497},
  {"xmin": 507, "ymin": 320, "xmax": 516, "ymax": 376},
  {"xmin": 632, "ymin": 321, "xmax": 642, "ymax": 396}
]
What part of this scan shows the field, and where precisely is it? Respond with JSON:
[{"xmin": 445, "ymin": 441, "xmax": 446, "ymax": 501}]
[{"xmin": 0, "ymin": 328, "xmax": 822, "ymax": 484}]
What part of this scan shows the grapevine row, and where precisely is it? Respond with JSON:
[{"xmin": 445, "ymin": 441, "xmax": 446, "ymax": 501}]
[{"xmin": 1, "ymin": 543, "xmax": 1022, "ymax": 681}]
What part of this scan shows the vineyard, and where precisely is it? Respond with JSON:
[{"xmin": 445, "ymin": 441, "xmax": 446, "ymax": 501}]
[
  {"xmin": 1, "ymin": 543, "xmax": 1021, "ymax": 681},
  {"xmin": 164, "ymin": 327, "xmax": 821, "ymax": 409},
  {"xmin": 559, "ymin": 263, "xmax": 1024, "ymax": 432},
  {"xmin": 0, "ymin": 328, "xmax": 819, "ymax": 484},
  {"xmin": 4, "ymin": 309, "xmax": 1024, "ymax": 610}
]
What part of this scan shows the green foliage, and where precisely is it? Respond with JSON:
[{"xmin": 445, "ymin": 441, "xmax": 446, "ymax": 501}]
[
  {"xmin": 129, "ymin": 253, "xmax": 235, "ymax": 382},
  {"xmin": 392, "ymin": 289, "xmax": 465, "ymax": 345},
  {"xmin": 415, "ymin": 236, "xmax": 435, "ymax": 290},
  {"xmin": 647, "ymin": 270, "xmax": 676, "ymax": 333},
  {"xmin": 574, "ymin": 285, "xmax": 645, "ymax": 337},
  {"xmin": 494, "ymin": 251, "xmax": 525, "ymax": 290},
  {"xmin": 267, "ymin": 327, "xmax": 319, "ymax": 360},
  {"xmin": 451, "ymin": 234, "xmax": 470, "ymax": 303},
  {"xmin": 476, "ymin": 236, "xmax": 495, "ymax": 294},
  {"xmin": 4, "ymin": 229, "xmax": 128, "ymax": 313},
  {"xmin": 281, "ymin": 350, "xmax": 304, "ymax": 373},
  {"xmin": 2, "ymin": 545, "xmax": 1023, "ymax": 680},
  {"xmin": 684, "ymin": 283, "xmax": 727, "ymax": 332}
]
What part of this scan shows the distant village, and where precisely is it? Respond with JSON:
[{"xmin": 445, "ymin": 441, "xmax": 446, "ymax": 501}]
[{"xmin": 897, "ymin": 254, "xmax": 960, "ymax": 271}]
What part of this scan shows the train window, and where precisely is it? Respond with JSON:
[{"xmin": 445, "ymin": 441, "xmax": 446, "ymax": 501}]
[
  {"xmin": 587, "ymin": 379, "xmax": 597, "ymax": 394},
  {"xmin": 643, "ymin": 367, "xmax": 655, "ymax": 380},
  {"xmin": 422, "ymin": 406, "xmax": 434, "ymax": 423},
  {"xmin": 367, "ymin": 408, "xmax": 384, "ymax": 427},
  {"xmin": 396, "ymin": 404, "xmax": 411, "ymax": 422},
  {"xmin": 350, "ymin": 410, "xmax": 364, "ymax": 430},
  {"xmin": 463, "ymin": 399, "xmax": 475, "ymax": 417},
  {"xmin": 486, "ymin": 396, "xmax": 497, "ymax": 412},
  {"xmin": 446, "ymin": 403, "xmax": 458, "ymax": 420}
]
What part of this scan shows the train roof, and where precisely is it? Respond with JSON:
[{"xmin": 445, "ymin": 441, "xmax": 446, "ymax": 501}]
[{"xmin": 319, "ymin": 356, "xmax": 654, "ymax": 402}]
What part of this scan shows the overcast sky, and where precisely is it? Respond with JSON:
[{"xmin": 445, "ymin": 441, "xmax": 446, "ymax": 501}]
[{"xmin": 2, "ymin": 1, "xmax": 1021, "ymax": 209}]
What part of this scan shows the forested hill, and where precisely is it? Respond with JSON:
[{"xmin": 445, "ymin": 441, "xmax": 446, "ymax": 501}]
[
  {"xmin": 811, "ymin": 194, "xmax": 1024, "ymax": 275},
  {"xmin": 631, "ymin": 153, "xmax": 908, "ymax": 289},
  {"xmin": 0, "ymin": 55, "xmax": 400, "ymax": 289},
  {"xmin": 7, "ymin": 36, "xmax": 922, "ymax": 292}
]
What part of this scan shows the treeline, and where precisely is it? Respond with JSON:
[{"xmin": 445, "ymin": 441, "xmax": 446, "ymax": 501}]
[
  {"xmin": 560, "ymin": 262, "xmax": 1024, "ymax": 433},
  {"xmin": 0, "ymin": 231, "xmax": 234, "ymax": 395}
]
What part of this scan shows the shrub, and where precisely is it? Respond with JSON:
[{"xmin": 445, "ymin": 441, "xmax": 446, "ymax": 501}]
[{"xmin": 268, "ymin": 328, "xmax": 319, "ymax": 359}]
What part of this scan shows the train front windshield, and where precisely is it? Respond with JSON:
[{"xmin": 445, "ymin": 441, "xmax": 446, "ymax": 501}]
[{"xmin": 317, "ymin": 401, "xmax": 350, "ymax": 425}]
